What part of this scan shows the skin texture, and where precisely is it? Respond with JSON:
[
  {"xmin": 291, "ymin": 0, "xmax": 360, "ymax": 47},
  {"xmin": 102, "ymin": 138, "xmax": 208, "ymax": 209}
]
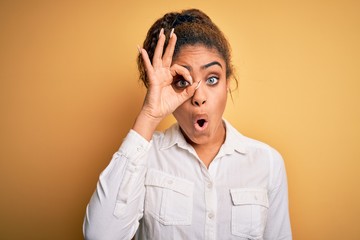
[
  {"xmin": 172, "ymin": 45, "xmax": 229, "ymax": 166},
  {"xmin": 133, "ymin": 29, "xmax": 229, "ymax": 167}
]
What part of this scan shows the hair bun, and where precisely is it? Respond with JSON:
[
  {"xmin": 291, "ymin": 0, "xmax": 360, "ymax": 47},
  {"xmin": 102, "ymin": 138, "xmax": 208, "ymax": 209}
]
[
  {"xmin": 169, "ymin": 9, "xmax": 212, "ymax": 28},
  {"xmin": 138, "ymin": 8, "xmax": 234, "ymax": 88}
]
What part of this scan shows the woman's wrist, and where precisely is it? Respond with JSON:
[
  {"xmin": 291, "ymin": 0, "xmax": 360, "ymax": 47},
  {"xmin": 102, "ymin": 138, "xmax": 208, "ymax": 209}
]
[{"xmin": 132, "ymin": 110, "xmax": 163, "ymax": 141}]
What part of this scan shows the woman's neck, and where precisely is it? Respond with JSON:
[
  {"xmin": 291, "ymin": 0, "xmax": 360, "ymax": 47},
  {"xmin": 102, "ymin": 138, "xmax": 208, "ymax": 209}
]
[{"xmin": 191, "ymin": 121, "xmax": 226, "ymax": 168}]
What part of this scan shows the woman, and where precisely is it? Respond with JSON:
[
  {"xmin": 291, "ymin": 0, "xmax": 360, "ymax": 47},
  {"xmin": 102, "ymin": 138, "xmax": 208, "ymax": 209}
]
[{"xmin": 84, "ymin": 9, "xmax": 292, "ymax": 240}]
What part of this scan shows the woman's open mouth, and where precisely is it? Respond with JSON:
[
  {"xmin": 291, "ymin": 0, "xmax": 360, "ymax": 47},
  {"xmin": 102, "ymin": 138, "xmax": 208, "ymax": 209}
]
[{"xmin": 194, "ymin": 116, "xmax": 208, "ymax": 131}]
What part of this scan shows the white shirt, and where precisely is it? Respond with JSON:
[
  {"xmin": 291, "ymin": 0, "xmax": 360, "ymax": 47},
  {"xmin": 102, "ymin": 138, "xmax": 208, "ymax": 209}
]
[{"xmin": 83, "ymin": 120, "xmax": 292, "ymax": 240}]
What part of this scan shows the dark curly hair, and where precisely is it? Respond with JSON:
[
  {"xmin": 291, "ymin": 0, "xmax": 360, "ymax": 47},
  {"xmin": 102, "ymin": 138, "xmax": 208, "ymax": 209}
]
[{"xmin": 137, "ymin": 9, "xmax": 237, "ymax": 89}]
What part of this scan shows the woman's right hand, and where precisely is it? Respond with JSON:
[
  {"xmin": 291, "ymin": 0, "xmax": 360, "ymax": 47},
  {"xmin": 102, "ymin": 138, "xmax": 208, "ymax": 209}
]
[{"xmin": 132, "ymin": 28, "xmax": 197, "ymax": 140}]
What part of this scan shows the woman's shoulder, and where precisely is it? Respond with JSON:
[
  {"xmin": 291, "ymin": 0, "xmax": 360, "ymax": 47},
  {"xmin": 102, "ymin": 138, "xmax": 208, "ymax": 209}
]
[
  {"xmin": 151, "ymin": 123, "xmax": 184, "ymax": 149},
  {"xmin": 225, "ymin": 120, "xmax": 283, "ymax": 160}
]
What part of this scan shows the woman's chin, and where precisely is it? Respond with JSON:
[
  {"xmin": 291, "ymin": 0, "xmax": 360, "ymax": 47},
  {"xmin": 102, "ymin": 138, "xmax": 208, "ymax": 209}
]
[{"xmin": 181, "ymin": 128, "xmax": 211, "ymax": 146}]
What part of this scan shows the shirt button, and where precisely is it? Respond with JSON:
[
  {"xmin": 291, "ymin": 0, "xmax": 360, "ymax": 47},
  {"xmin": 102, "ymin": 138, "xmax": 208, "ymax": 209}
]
[
  {"xmin": 207, "ymin": 182, "xmax": 213, "ymax": 188},
  {"xmin": 167, "ymin": 180, "xmax": 173, "ymax": 185},
  {"xmin": 208, "ymin": 212, "xmax": 214, "ymax": 219}
]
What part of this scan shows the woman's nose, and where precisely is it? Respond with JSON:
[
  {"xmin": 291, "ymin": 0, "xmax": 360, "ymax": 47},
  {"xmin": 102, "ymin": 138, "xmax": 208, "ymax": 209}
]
[{"xmin": 192, "ymin": 80, "xmax": 207, "ymax": 106}]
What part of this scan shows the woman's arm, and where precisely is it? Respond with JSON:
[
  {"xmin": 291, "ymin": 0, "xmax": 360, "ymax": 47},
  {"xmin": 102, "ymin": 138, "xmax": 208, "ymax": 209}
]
[
  {"xmin": 83, "ymin": 130, "xmax": 150, "ymax": 240},
  {"xmin": 264, "ymin": 149, "xmax": 292, "ymax": 240},
  {"xmin": 83, "ymin": 28, "xmax": 196, "ymax": 240}
]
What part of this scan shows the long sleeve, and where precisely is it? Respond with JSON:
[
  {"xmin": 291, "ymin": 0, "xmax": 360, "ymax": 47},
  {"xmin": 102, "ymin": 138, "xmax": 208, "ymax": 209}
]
[
  {"xmin": 83, "ymin": 130, "xmax": 151, "ymax": 240},
  {"xmin": 264, "ymin": 149, "xmax": 292, "ymax": 240}
]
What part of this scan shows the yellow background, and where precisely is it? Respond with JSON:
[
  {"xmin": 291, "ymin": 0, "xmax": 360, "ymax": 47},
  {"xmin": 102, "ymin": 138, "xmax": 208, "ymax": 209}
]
[{"xmin": 1, "ymin": 0, "xmax": 359, "ymax": 239}]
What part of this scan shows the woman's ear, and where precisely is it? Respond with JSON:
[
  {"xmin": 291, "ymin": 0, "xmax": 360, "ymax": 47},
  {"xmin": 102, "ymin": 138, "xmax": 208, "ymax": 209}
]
[{"xmin": 226, "ymin": 79, "xmax": 231, "ymax": 92}]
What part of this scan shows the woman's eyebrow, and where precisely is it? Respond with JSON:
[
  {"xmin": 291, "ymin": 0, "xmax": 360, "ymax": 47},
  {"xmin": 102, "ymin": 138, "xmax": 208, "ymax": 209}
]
[
  {"xmin": 180, "ymin": 61, "xmax": 222, "ymax": 71},
  {"xmin": 202, "ymin": 61, "xmax": 222, "ymax": 69}
]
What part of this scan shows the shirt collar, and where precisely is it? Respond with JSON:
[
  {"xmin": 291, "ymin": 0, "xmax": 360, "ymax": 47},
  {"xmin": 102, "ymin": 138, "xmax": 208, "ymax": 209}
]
[
  {"xmin": 160, "ymin": 123, "xmax": 189, "ymax": 150},
  {"xmin": 159, "ymin": 119, "xmax": 247, "ymax": 155},
  {"xmin": 221, "ymin": 119, "xmax": 247, "ymax": 155}
]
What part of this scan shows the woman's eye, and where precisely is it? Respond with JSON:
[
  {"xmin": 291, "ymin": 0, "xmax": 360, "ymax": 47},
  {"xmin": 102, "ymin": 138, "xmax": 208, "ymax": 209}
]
[
  {"xmin": 174, "ymin": 79, "xmax": 190, "ymax": 89},
  {"xmin": 206, "ymin": 76, "xmax": 219, "ymax": 85}
]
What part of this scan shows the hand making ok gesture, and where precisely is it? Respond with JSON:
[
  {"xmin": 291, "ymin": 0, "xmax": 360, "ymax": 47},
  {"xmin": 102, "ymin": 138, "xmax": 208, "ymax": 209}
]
[{"xmin": 133, "ymin": 28, "xmax": 197, "ymax": 140}]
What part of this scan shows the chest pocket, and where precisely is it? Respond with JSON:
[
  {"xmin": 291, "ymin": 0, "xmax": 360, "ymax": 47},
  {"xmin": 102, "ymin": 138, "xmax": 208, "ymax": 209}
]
[
  {"xmin": 145, "ymin": 169, "xmax": 194, "ymax": 225},
  {"xmin": 230, "ymin": 188, "xmax": 269, "ymax": 240}
]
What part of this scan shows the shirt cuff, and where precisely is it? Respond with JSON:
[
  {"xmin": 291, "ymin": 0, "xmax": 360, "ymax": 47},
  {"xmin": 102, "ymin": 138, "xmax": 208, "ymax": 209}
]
[{"xmin": 118, "ymin": 129, "xmax": 152, "ymax": 163}]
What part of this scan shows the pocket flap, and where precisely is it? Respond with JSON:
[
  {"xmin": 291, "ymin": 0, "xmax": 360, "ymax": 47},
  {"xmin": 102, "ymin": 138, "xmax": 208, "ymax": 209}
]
[
  {"xmin": 145, "ymin": 169, "xmax": 194, "ymax": 197},
  {"xmin": 230, "ymin": 188, "xmax": 269, "ymax": 208}
]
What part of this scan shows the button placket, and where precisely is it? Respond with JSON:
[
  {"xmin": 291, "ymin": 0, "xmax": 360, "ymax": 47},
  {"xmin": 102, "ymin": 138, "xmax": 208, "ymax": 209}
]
[{"xmin": 204, "ymin": 176, "xmax": 217, "ymax": 240}]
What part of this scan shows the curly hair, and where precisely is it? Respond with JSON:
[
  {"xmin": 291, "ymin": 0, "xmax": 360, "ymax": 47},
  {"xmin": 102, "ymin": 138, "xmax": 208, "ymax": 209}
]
[{"xmin": 137, "ymin": 9, "xmax": 237, "ymax": 89}]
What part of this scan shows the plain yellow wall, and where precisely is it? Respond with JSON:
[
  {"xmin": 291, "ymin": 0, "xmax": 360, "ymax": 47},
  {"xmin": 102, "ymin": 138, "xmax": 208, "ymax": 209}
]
[{"xmin": 1, "ymin": 0, "xmax": 359, "ymax": 239}]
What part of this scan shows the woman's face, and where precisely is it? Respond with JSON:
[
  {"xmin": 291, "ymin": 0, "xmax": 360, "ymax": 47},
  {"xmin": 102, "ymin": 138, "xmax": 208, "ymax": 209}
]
[{"xmin": 172, "ymin": 45, "xmax": 229, "ymax": 146}]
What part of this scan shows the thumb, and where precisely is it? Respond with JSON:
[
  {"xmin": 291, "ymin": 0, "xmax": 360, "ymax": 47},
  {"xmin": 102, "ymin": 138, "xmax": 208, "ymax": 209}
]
[{"xmin": 179, "ymin": 81, "xmax": 197, "ymax": 101}]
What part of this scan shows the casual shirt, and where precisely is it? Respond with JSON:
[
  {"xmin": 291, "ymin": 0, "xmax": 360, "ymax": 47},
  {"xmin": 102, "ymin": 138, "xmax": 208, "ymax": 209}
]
[{"xmin": 83, "ymin": 120, "xmax": 292, "ymax": 240}]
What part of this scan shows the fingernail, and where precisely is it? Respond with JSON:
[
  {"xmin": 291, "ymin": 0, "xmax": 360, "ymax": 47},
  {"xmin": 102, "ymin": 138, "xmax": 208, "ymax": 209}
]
[
  {"xmin": 137, "ymin": 45, "xmax": 142, "ymax": 54},
  {"xmin": 170, "ymin": 28, "xmax": 174, "ymax": 38},
  {"xmin": 195, "ymin": 80, "xmax": 202, "ymax": 90},
  {"xmin": 159, "ymin": 28, "xmax": 164, "ymax": 38}
]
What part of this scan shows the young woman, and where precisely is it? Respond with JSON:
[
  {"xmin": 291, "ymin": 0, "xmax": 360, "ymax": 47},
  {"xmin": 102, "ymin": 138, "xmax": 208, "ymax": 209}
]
[{"xmin": 84, "ymin": 9, "xmax": 292, "ymax": 240}]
